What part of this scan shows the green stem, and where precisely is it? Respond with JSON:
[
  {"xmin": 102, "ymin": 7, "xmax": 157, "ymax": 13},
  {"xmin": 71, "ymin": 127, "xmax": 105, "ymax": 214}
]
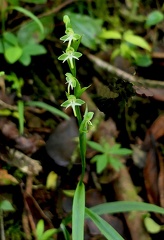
[
  {"xmin": 75, "ymin": 106, "xmax": 82, "ymax": 126},
  {"xmin": 79, "ymin": 131, "xmax": 86, "ymax": 184}
]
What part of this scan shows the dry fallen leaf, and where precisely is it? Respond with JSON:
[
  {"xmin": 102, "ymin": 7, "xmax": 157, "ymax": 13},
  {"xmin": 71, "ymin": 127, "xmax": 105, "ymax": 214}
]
[
  {"xmin": 0, "ymin": 169, "xmax": 18, "ymax": 185},
  {"xmin": 46, "ymin": 117, "xmax": 78, "ymax": 167},
  {"xmin": 143, "ymin": 115, "xmax": 164, "ymax": 223}
]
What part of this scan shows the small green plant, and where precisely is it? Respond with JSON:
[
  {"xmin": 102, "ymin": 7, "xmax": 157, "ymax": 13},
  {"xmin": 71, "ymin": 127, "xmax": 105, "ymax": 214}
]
[
  {"xmin": 99, "ymin": 29, "xmax": 152, "ymax": 67},
  {"xmin": 0, "ymin": 200, "xmax": 15, "ymax": 240},
  {"xmin": 3, "ymin": 72, "xmax": 69, "ymax": 134},
  {"xmin": 58, "ymin": 15, "xmax": 93, "ymax": 240},
  {"xmin": 58, "ymin": 14, "xmax": 126, "ymax": 240},
  {"xmin": 144, "ymin": 214, "xmax": 164, "ymax": 234},
  {"xmin": 0, "ymin": 2, "xmax": 51, "ymax": 65},
  {"xmin": 36, "ymin": 219, "xmax": 58, "ymax": 240},
  {"xmin": 5, "ymin": 73, "xmax": 24, "ymax": 134},
  {"xmin": 88, "ymin": 140, "xmax": 133, "ymax": 173}
]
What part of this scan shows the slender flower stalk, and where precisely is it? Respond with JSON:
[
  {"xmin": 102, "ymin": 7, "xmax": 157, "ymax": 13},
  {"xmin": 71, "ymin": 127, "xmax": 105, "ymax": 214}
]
[{"xmin": 58, "ymin": 14, "xmax": 94, "ymax": 240}]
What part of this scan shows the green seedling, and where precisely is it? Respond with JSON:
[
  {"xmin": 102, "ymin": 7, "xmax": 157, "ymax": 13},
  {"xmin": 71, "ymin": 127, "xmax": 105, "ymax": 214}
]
[
  {"xmin": 88, "ymin": 140, "xmax": 133, "ymax": 173},
  {"xmin": 0, "ymin": 4, "xmax": 49, "ymax": 65},
  {"xmin": 36, "ymin": 219, "xmax": 58, "ymax": 240},
  {"xmin": 4, "ymin": 73, "xmax": 69, "ymax": 134},
  {"xmin": 5, "ymin": 73, "xmax": 24, "ymax": 134},
  {"xmin": 99, "ymin": 29, "xmax": 152, "ymax": 67}
]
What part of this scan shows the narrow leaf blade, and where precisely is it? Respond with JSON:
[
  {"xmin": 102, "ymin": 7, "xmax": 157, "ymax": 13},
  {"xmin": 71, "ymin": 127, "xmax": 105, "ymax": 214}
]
[
  {"xmin": 85, "ymin": 208, "xmax": 124, "ymax": 240},
  {"xmin": 90, "ymin": 201, "xmax": 164, "ymax": 215},
  {"xmin": 25, "ymin": 101, "xmax": 69, "ymax": 120},
  {"xmin": 72, "ymin": 182, "xmax": 85, "ymax": 240},
  {"xmin": 9, "ymin": 6, "xmax": 44, "ymax": 34}
]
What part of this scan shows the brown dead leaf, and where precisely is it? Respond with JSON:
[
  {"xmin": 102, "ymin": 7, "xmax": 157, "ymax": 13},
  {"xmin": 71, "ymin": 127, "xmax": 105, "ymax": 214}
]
[
  {"xmin": 158, "ymin": 152, "xmax": 164, "ymax": 208},
  {"xmin": 149, "ymin": 88, "xmax": 164, "ymax": 101},
  {"xmin": 0, "ymin": 169, "xmax": 18, "ymax": 185},
  {"xmin": 0, "ymin": 119, "xmax": 45, "ymax": 155},
  {"xmin": 143, "ymin": 115, "xmax": 164, "ymax": 223},
  {"xmin": 144, "ymin": 149, "xmax": 159, "ymax": 205},
  {"xmin": 45, "ymin": 117, "xmax": 78, "ymax": 167},
  {"xmin": 143, "ymin": 115, "xmax": 164, "ymax": 150},
  {"xmin": 0, "ymin": 148, "xmax": 42, "ymax": 175}
]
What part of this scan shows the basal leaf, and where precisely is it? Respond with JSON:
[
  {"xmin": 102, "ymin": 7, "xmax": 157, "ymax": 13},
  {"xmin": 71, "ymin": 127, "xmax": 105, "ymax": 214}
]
[
  {"xmin": 72, "ymin": 182, "xmax": 85, "ymax": 240},
  {"xmin": 90, "ymin": 201, "xmax": 164, "ymax": 215},
  {"xmin": 60, "ymin": 223, "xmax": 71, "ymax": 240},
  {"xmin": 85, "ymin": 208, "xmax": 124, "ymax": 240}
]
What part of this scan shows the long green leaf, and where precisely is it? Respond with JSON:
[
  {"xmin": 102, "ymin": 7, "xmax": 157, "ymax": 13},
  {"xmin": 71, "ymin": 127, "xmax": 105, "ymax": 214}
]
[
  {"xmin": 18, "ymin": 100, "xmax": 24, "ymax": 134},
  {"xmin": 8, "ymin": 6, "xmax": 44, "ymax": 34},
  {"xmin": 60, "ymin": 223, "xmax": 71, "ymax": 240},
  {"xmin": 85, "ymin": 208, "xmax": 124, "ymax": 240},
  {"xmin": 72, "ymin": 182, "xmax": 85, "ymax": 240},
  {"xmin": 25, "ymin": 101, "xmax": 69, "ymax": 120},
  {"xmin": 90, "ymin": 201, "xmax": 164, "ymax": 215}
]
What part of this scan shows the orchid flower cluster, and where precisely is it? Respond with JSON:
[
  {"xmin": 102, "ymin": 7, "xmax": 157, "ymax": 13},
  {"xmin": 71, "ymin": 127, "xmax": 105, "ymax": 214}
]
[
  {"xmin": 58, "ymin": 15, "xmax": 94, "ymax": 133},
  {"xmin": 58, "ymin": 15, "xmax": 94, "ymax": 184}
]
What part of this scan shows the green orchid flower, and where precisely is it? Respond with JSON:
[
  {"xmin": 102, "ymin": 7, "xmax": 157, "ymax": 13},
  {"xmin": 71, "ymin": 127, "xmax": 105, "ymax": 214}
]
[
  {"xmin": 80, "ymin": 107, "xmax": 94, "ymax": 133},
  {"xmin": 65, "ymin": 73, "xmax": 77, "ymax": 94},
  {"xmin": 58, "ymin": 47, "xmax": 82, "ymax": 69},
  {"xmin": 60, "ymin": 28, "xmax": 81, "ymax": 47},
  {"xmin": 61, "ymin": 94, "xmax": 85, "ymax": 117}
]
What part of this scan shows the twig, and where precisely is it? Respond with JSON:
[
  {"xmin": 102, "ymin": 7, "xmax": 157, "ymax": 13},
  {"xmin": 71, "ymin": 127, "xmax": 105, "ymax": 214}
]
[
  {"xmin": 0, "ymin": 99, "xmax": 17, "ymax": 110},
  {"xmin": 0, "ymin": 148, "xmax": 42, "ymax": 175},
  {"xmin": 38, "ymin": 0, "xmax": 76, "ymax": 19},
  {"xmin": 22, "ymin": 208, "xmax": 31, "ymax": 240},
  {"xmin": 87, "ymin": 53, "xmax": 164, "ymax": 89},
  {"xmin": 0, "ymin": 211, "xmax": 5, "ymax": 240}
]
